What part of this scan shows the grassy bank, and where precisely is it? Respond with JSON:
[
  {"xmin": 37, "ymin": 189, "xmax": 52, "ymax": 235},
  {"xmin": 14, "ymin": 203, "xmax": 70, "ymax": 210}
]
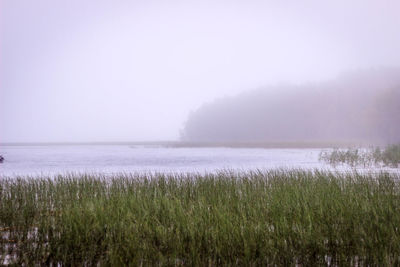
[{"xmin": 1, "ymin": 170, "xmax": 400, "ymax": 265}]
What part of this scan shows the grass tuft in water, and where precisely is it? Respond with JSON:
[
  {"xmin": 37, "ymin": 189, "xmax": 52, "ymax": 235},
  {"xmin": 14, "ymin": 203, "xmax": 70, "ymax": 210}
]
[{"xmin": 319, "ymin": 144, "xmax": 400, "ymax": 168}]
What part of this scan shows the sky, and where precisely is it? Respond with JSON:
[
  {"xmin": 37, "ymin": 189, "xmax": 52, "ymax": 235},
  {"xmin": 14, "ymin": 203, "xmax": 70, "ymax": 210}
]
[{"xmin": 1, "ymin": 0, "xmax": 400, "ymax": 142}]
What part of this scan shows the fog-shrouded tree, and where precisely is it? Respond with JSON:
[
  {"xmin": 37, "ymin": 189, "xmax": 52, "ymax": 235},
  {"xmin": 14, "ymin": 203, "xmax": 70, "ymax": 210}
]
[{"xmin": 181, "ymin": 68, "xmax": 400, "ymax": 144}]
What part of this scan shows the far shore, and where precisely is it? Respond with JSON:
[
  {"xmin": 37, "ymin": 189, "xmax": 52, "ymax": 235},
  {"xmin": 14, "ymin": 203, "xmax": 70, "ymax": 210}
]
[{"xmin": 0, "ymin": 140, "xmax": 378, "ymax": 149}]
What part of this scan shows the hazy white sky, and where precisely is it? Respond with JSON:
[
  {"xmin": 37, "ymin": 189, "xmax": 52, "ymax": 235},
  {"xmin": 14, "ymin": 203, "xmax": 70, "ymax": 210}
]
[{"xmin": 1, "ymin": 0, "xmax": 399, "ymax": 142}]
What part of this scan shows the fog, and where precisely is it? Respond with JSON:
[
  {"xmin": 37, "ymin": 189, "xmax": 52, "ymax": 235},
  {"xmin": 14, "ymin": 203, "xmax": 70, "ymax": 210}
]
[
  {"xmin": 182, "ymin": 68, "xmax": 400, "ymax": 144},
  {"xmin": 1, "ymin": 0, "xmax": 400, "ymax": 143}
]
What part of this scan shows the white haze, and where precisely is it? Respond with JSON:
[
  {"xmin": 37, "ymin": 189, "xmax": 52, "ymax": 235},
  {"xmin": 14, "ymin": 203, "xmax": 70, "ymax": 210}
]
[{"xmin": 1, "ymin": 0, "xmax": 399, "ymax": 142}]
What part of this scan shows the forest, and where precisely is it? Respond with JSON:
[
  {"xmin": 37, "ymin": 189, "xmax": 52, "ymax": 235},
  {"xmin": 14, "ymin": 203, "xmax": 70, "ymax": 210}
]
[{"xmin": 181, "ymin": 68, "xmax": 400, "ymax": 145}]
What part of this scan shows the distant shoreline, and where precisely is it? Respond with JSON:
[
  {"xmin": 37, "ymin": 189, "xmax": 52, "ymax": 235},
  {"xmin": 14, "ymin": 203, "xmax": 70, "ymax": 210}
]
[{"xmin": 0, "ymin": 140, "xmax": 376, "ymax": 148}]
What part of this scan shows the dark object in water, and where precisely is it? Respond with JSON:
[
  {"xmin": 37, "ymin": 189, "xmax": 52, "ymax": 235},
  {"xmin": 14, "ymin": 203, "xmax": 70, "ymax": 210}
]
[{"xmin": 0, "ymin": 155, "xmax": 4, "ymax": 163}]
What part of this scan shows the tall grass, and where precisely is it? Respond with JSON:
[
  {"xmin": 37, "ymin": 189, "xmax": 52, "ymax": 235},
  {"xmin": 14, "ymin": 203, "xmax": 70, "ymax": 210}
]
[
  {"xmin": 319, "ymin": 144, "xmax": 400, "ymax": 168},
  {"xmin": 1, "ymin": 170, "xmax": 400, "ymax": 265}
]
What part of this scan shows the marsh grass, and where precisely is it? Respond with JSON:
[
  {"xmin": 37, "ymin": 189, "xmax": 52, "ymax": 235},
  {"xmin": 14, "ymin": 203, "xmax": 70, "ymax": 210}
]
[
  {"xmin": 1, "ymin": 170, "xmax": 400, "ymax": 265},
  {"xmin": 319, "ymin": 144, "xmax": 400, "ymax": 168}
]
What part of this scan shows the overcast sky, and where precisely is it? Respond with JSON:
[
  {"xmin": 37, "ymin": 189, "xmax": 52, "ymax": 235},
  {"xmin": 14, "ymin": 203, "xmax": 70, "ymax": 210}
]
[{"xmin": 1, "ymin": 0, "xmax": 399, "ymax": 142}]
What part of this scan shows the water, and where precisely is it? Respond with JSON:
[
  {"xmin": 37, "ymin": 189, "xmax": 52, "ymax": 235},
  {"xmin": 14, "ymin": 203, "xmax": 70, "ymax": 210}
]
[{"xmin": 0, "ymin": 145, "xmax": 333, "ymax": 177}]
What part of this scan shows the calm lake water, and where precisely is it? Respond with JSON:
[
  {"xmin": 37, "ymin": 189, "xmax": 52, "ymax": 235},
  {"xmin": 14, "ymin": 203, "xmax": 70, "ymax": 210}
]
[{"xmin": 0, "ymin": 145, "xmax": 336, "ymax": 177}]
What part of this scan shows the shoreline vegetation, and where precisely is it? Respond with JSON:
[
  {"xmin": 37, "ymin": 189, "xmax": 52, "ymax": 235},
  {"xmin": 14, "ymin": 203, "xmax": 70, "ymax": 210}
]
[
  {"xmin": 181, "ymin": 69, "xmax": 400, "ymax": 144},
  {"xmin": 2, "ymin": 170, "xmax": 400, "ymax": 265},
  {"xmin": 320, "ymin": 144, "xmax": 400, "ymax": 168}
]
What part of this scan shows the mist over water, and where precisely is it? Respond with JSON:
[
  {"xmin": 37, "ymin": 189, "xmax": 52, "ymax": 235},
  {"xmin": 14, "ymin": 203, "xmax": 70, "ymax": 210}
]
[
  {"xmin": 1, "ymin": 0, "xmax": 400, "ymax": 143},
  {"xmin": 2, "ymin": 3, "xmax": 400, "ymax": 266},
  {"xmin": 0, "ymin": 145, "xmax": 329, "ymax": 177},
  {"xmin": 181, "ymin": 68, "xmax": 400, "ymax": 144}
]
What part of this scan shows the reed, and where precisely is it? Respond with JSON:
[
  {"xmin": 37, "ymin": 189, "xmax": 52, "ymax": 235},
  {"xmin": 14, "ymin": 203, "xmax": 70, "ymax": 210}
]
[
  {"xmin": 319, "ymin": 144, "xmax": 400, "ymax": 168},
  {"xmin": 1, "ymin": 170, "xmax": 400, "ymax": 265}
]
